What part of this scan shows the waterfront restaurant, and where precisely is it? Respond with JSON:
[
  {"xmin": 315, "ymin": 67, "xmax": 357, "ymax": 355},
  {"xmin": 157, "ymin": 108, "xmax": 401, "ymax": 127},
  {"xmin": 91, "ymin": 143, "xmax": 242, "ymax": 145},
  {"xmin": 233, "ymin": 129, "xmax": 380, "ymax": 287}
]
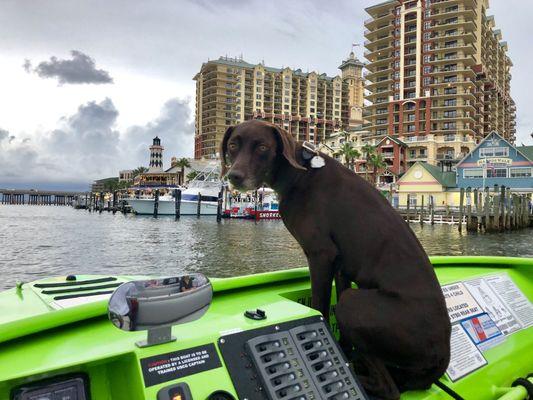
[
  {"xmin": 456, "ymin": 132, "xmax": 533, "ymax": 192},
  {"xmin": 396, "ymin": 162, "xmax": 457, "ymax": 209}
]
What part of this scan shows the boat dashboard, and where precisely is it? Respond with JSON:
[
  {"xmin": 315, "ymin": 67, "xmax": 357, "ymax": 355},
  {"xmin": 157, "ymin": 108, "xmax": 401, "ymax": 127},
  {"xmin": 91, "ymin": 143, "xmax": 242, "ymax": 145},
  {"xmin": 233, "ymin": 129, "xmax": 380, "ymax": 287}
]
[{"xmin": 0, "ymin": 258, "xmax": 532, "ymax": 400}]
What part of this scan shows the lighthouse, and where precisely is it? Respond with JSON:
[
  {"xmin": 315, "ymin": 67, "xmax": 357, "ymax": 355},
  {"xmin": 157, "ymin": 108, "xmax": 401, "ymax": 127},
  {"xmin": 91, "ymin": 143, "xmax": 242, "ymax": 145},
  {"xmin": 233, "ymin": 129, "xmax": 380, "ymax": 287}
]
[{"xmin": 148, "ymin": 136, "xmax": 164, "ymax": 172}]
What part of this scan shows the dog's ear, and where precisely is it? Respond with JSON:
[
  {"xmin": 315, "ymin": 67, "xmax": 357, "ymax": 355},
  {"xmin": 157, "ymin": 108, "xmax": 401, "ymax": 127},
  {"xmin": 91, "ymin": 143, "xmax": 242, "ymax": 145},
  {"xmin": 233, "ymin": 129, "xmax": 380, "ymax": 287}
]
[
  {"xmin": 220, "ymin": 125, "xmax": 234, "ymax": 177},
  {"xmin": 270, "ymin": 124, "xmax": 306, "ymax": 171}
]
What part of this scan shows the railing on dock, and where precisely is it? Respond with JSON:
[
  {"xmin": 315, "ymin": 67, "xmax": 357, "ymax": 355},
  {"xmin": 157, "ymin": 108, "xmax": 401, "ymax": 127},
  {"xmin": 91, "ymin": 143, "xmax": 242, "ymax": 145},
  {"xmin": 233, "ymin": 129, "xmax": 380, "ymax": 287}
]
[{"xmin": 392, "ymin": 186, "xmax": 532, "ymax": 232}]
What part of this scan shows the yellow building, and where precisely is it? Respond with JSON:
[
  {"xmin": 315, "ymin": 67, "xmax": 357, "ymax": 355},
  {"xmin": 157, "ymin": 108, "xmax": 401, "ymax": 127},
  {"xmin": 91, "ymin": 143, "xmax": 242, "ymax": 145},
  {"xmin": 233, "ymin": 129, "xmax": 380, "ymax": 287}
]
[
  {"xmin": 193, "ymin": 54, "xmax": 365, "ymax": 159},
  {"xmin": 397, "ymin": 162, "xmax": 459, "ymax": 208}
]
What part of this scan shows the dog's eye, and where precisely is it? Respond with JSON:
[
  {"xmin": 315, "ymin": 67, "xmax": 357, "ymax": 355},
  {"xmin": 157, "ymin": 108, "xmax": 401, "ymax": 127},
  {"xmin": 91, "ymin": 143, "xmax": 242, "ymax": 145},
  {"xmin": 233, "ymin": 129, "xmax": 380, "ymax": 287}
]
[
  {"xmin": 258, "ymin": 144, "xmax": 268, "ymax": 152},
  {"xmin": 228, "ymin": 143, "xmax": 238, "ymax": 151}
]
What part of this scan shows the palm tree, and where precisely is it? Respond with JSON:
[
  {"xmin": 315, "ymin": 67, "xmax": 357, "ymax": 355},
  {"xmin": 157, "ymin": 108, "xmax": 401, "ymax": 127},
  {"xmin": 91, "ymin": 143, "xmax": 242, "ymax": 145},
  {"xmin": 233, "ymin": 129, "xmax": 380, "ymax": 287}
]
[
  {"xmin": 361, "ymin": 144, "xmax": 376, "ymax": 182},
  {"xmin": 132, "ymin": 166, "xmax": 148, "ymax": 177},
  {"xmin": 368, "ymin": 153, "xmax": 387, "ymax": 186},
  {"xmin": 175, "ymin": 158, "xmax": 191, "ymax": 186},
  {"xmin": 186, "ymin": 170, "xmax": 199, "ymax": 183},
  {"xmin": 336, "ymin": 143, "xmax": 360, "ymax": 170}
]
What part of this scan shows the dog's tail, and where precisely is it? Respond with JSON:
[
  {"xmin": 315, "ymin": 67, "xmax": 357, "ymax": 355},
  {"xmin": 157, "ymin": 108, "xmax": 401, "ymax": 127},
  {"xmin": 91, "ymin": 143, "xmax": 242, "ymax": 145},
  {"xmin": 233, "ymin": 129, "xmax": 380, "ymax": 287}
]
[{"xmin": 434, "ymin": 380, "xmax": 465, "ymax": 400}]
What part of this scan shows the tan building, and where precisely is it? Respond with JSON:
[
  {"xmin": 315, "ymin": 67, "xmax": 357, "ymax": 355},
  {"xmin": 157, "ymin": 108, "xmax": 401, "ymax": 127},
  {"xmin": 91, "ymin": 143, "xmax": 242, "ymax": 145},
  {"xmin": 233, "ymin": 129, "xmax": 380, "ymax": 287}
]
[
  {"xmin": 363, "ymin": 0, "xmax": 516, "ymax": 167},
  {"xmin": 193, "ymin": 54, "xmax": 364, "ymax": 159}
]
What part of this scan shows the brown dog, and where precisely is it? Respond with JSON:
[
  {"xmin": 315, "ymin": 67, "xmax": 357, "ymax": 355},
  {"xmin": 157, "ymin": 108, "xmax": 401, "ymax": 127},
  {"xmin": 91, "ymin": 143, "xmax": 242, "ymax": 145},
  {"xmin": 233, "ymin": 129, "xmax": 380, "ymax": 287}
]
[{"xmin": 221, "ymin": 120, "xmax": 451, "ymax": 399}]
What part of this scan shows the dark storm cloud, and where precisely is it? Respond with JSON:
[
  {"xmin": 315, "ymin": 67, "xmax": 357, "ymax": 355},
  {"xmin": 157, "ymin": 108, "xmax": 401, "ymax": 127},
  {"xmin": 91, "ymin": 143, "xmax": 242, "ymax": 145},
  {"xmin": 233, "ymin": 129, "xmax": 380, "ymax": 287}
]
[
  {"xmin": 0, "ymin": 98, "xmax": 194, "ymax": 187},
  {"xmin": 24, "ymin": 50, "xmax": 113, "ymax": 85},
  {"xmin": 0, "ymin": 128, "xmax": 9, "ymax": 142}
]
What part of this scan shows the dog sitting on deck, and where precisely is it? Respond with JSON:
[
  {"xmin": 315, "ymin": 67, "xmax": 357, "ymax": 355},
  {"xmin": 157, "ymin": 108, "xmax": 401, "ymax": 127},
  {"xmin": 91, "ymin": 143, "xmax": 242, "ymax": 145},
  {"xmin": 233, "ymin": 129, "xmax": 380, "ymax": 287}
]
[{"xmin": 221, "ymin": 120, "xmax": 451, "ymax": 399}]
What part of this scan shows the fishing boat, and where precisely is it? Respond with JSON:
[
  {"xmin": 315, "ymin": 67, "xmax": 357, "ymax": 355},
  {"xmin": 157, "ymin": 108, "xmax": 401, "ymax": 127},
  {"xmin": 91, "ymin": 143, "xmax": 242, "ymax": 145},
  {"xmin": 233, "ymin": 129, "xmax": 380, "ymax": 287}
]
[
  {"xmin": 224, "ymin": 188, "xmax": 281, "ymax": 220},
  {"xmin": 0, "ymin": 256, "xmax": 531, "ymax": 399},
  {"xmin": 127, "ymin": 165, "xmax": 222, "ymax": 216}
]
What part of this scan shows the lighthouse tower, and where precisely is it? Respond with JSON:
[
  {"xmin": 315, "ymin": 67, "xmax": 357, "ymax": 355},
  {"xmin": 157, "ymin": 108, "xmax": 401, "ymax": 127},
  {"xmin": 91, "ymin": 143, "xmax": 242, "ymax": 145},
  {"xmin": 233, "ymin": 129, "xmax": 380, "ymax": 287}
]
[
  {"xmin": 338, "ymin": 51, "xmax": 365, "ymax": 127},
  {"xmin": 148, "ymin": 136, "xmax": 164, "ymax": 172}
]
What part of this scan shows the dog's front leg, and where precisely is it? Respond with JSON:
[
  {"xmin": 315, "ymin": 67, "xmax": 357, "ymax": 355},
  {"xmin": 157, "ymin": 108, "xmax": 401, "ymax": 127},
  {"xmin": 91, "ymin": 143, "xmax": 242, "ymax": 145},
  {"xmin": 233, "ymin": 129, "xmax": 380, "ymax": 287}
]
[{"xmin": 307, "ymin": 249, "xmax": 336, "ymax": 321}]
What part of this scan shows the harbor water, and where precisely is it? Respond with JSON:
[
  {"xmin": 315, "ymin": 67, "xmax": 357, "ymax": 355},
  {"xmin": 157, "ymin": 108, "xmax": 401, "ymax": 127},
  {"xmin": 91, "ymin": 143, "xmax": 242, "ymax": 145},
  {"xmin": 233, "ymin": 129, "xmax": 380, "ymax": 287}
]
[{"xmin": 0, "ymin": 205, "xmax": 531, "ymax": 291}]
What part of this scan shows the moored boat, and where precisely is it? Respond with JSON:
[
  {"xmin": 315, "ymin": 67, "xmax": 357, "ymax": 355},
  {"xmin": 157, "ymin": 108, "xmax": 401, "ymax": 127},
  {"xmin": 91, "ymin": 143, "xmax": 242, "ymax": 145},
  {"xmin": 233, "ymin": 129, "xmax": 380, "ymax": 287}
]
[
  {"xmin": 0, "ymin": 256, "xmax": 531, "ymax": 399},
  {"xmin": 127, "ymin": 165, "xmax": 223, "ymax": 216}
]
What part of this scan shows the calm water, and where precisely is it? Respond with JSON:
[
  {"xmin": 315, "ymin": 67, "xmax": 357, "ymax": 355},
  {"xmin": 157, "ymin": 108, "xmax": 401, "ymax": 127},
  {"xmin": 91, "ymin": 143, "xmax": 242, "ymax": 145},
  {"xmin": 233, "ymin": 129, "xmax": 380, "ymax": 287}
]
[{"xmin": 0, "ymin": 205, "xmax": 531, "ymax": 291}]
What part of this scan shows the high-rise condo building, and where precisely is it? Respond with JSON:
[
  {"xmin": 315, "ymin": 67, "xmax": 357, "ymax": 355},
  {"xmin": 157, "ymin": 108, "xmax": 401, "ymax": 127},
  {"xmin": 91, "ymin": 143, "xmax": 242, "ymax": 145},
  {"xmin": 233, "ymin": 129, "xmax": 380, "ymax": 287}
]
[
  {"xmin": 364, "ymin": 0, "xmax": 516, "ymax": 167},
  {"xmin": 193, "ymin": 54, "xmax": 365, "ymax": 159}
]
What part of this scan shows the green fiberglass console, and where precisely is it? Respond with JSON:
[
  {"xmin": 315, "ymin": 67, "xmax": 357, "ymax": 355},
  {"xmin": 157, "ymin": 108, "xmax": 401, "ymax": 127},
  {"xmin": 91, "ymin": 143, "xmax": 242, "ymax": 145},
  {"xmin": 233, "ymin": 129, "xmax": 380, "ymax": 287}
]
[{"xmin": 0, "ymin": 257, "xmax": 532, "ymax": 400}]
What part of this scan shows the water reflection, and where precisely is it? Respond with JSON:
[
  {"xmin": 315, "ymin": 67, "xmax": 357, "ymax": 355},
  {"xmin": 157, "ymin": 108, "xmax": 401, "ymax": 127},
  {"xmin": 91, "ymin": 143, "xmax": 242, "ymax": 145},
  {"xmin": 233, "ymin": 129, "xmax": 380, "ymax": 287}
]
[{"xmin": 0, "ymin": 206, "xmax": 530, "ymax": 290}]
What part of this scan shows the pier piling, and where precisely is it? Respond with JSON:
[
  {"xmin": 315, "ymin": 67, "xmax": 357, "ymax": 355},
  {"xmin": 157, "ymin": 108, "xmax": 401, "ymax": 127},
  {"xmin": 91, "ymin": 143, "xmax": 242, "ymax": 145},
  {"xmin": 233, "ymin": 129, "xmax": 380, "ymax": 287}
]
[
  {"xmin": 197, "ymin": 192, "xmax": 201, "ymax": 218},
  {"xmin": 174, "ymin": 189, "xmax": 181, "ymax": 220},
  {"xmin": 153, "ymin": 189, "xmax": 159, "ymax": 218}
]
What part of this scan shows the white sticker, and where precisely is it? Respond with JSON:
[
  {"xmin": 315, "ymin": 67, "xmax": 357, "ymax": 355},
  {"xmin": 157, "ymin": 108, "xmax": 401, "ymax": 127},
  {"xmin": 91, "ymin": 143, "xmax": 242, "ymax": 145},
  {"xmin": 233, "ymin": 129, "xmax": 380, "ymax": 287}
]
[
  {"xmin": 441, "ymin": 282, "xmax": 483, "ymax": 323},
  {"xmin": 446, "ymin": 324, "xmax": 487, "ymax": 382},
  {"xmin": 484, "ymin": 274, "xmax": 533, "ymax": 329},
  {"xmin": 464, "ymin": 278, "xmax": 521, "ymax": 335},
  {"xmin": 460, "ymin": 313, "xmax": 505, "ymax": 352}
]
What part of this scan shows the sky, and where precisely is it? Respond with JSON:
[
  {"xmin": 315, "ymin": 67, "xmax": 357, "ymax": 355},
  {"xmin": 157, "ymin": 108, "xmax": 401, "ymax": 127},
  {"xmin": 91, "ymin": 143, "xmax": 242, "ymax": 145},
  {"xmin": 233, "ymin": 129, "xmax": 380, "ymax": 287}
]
[{"xmin": 0, "ymin": 0, "xmax": 531, "ymax": 190}]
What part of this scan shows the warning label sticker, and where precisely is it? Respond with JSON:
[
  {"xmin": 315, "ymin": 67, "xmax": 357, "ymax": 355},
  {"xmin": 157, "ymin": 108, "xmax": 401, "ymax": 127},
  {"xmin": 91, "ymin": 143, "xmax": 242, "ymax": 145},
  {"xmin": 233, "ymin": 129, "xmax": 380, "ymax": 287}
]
[
  {"xmin": 446, "ymin": 324, "xmax": 487, "ymax": 382},
  {"xmin": 484, "ymin": 274, "xmax": 533, "ymax": 329},
  {"xmin": 464, "ymin": 277, "xmax": 521, "ymax": 335},
  {"xmin": 441, "ymin": 282, "xmax": 483, "ymax": 323},
  {"xmin": 460, "ymin": 313, "xmax": 505, "ymax": 352},
  {"xmin": 140, "ymin": 343, "xmax": 222, "ymax": 387}
]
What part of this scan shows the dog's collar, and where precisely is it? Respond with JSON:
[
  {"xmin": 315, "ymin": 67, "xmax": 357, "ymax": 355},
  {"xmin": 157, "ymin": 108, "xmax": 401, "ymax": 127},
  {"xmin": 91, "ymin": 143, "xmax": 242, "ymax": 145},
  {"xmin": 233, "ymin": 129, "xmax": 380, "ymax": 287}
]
[
  {"xmin": 301, "ymin": 141, "xmax": 318, "ymax": 160},
  {"xmin": 301, "ymin": 141, "xmax": 325, "ymax": 169}
]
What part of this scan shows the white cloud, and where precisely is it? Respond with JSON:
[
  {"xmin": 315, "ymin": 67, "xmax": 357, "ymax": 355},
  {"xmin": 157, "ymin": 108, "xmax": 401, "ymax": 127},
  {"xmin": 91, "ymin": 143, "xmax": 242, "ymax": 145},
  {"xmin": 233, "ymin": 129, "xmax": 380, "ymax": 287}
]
[{"xmin": 0, "ymin": 97, "xmax": 194, "ymax": 187}]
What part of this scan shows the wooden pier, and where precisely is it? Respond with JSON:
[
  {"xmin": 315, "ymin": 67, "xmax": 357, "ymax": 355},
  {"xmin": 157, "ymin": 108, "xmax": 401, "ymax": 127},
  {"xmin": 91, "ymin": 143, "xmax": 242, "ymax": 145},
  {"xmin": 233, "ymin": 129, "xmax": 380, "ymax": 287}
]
[
  {"xmin": 0, "ymin": 189, "xmax": 88, "ymax": 206},
  {"xmin": 395, "ymin": 187, "xmax": 532, "ymax": 232}
]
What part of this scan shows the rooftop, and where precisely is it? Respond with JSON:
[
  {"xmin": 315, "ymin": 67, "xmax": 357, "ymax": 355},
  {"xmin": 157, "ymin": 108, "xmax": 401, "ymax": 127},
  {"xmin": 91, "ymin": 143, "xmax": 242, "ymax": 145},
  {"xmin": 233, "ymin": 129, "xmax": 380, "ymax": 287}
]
[{"xmin": 200, "ymin": 56, "xmax": 339, "ymax": 81}]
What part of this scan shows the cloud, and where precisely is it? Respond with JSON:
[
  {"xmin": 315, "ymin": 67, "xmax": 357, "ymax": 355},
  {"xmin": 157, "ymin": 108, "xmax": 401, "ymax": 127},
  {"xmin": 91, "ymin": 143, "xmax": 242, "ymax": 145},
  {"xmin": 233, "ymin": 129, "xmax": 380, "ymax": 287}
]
[
  {"xmin": 0, "ymin": 97, "xmax": 194, "ymax": 188},
  {"xmin": 0, "ymin": 128, "xmax": 9, "ymax": 142},
  {"xmin": 24, "ymin": 50, "xmax": 113, "ymax": 85}
]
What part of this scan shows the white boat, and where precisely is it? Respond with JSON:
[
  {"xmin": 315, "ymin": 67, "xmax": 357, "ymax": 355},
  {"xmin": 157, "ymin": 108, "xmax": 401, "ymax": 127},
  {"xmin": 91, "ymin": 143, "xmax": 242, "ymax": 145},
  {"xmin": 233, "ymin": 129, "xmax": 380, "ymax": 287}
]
[{"xmin": 127, "ymin": 165, "xmax": 222, "ymax": 216}]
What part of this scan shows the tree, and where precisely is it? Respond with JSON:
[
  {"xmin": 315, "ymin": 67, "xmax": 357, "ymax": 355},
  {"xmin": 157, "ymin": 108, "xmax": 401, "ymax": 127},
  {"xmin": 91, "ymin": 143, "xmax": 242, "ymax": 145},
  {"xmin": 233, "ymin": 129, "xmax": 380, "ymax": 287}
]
[
  {"xmin": 103, "ymin": 179, "xmax": 120, "ymax": 193},
  {"xmin": 336, "ymin": 142, "xmax": 360, "ymax": 170},
  {"xmin": 186, "ymin": 170, "xmax": 199, "ymax": 183},
  {"xmin": 361, "ymin": 144, "xmax": 376, "ymax": 182},
  {"xmin": 176, "ymin": 158, "xmax": 191, "ymax": 186},
  {"xmin": 368, "ymin": 153, "xmax": 387, "ymax": 186},
  {"xmin": 132, "ymin": 166, "xmax": 148, "ymax": 177}
]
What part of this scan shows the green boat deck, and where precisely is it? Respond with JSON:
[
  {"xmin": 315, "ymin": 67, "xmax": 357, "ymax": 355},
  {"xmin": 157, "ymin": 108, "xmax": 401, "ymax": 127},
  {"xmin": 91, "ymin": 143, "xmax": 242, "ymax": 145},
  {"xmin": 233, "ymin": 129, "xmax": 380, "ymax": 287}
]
[{"xmin": 0, "ymin": 256, "xmax": 532, "ymax": 399}]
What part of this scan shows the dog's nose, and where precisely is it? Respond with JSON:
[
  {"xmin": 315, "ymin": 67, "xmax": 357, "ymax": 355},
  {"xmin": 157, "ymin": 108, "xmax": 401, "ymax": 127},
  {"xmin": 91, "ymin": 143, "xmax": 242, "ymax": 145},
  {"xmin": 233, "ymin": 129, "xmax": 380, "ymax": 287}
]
[{"xmin": 228, "ymin": 170, "xmax": 245, "ymax": 185}]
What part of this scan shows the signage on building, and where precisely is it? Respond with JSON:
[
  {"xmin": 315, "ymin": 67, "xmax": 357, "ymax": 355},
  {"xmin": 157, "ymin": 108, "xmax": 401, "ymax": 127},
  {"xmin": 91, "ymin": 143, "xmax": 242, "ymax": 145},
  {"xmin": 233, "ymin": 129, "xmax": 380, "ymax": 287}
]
[{"xmin": 477, "ymin": 158, "xmax": 512, "ymax": 167}]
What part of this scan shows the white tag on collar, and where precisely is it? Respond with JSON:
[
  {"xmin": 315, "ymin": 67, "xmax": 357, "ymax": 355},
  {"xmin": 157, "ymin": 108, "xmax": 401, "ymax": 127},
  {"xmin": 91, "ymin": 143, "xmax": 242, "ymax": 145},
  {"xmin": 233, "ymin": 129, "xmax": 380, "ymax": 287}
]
[{"xmin": 310, "ymin": 155, "xmax": 325, "ymax": 169}]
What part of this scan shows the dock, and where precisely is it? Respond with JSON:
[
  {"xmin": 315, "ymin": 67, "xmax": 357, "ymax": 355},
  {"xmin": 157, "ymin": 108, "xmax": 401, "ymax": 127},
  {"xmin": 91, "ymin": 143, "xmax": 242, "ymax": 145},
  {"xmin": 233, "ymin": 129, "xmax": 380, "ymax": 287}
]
[{"xmin": 0, "ymin": 189, "xmax": 88, "ymax": 206}]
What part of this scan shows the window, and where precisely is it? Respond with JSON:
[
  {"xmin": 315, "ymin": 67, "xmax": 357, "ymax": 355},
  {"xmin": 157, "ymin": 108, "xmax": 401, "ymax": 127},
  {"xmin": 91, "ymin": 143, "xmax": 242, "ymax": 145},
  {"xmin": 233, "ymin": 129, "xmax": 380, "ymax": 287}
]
[
  {"xmin": 463, "ymin": 169, "xmax": 483, "ymax": 179},
  {"xmin": 424, "ymin": 44, "xmax": 432, "ymax": 51},
  {"xmin": 424, "ymin": 66, "xmax": 433, "ymax": 74},
  {"xmin": 424, "ymin": 55, "xmax": 432, "ymax": 62},
  {"xmin": 256, "ymin": 94, "xmax": 262, "ymax": 99},
  {"xmin": 487, "ymin": 168, "xmax": 507, "ymax": 178},
  {"xmin": 444, "ymin": 87, "xmax": 457, "ymax": 95},
  {"xmin": 255, "ymin": 101, "xmax": 261, "ymax": 106},
  {"xmin": 510, "ymin": 168, "xmax": 532, "ymax": 178},
  {"xmin": 310, "ymin": 108, "xmax": 315, "ymax": 113},
  {"xmin": 284, "ymin": 104, "xmax": 289, "ymax": 110},
  {"xmin": 284, "ymin": 90, "xmax": 289, "ymax": 95},
  {"xmin": 479, "ymin": 147, "xmax": 509, "ymax": 158},
  {"xmin": 443, "ymin": 122, "xmax": 456, "ymax": 130}
]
